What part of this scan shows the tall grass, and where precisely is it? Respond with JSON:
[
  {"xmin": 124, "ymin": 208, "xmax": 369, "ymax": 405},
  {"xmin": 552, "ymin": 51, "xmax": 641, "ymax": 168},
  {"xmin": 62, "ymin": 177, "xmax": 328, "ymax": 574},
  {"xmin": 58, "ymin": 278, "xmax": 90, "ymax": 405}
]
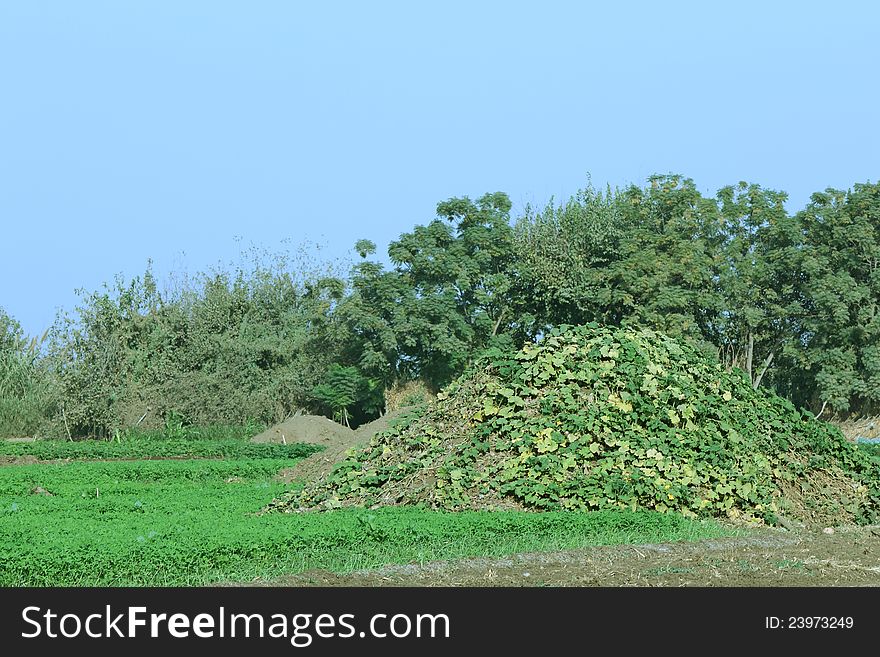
[{"xmin": 0, "ymin": 348, "xmax": 57, "ymax": 438}]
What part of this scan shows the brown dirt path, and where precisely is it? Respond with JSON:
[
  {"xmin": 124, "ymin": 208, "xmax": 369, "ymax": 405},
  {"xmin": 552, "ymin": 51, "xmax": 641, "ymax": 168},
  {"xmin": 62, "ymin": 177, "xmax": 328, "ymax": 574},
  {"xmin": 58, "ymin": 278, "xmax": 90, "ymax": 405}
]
[{"xmin": 226, "ymin": 525, "xmax": 880, "ymax": 587}]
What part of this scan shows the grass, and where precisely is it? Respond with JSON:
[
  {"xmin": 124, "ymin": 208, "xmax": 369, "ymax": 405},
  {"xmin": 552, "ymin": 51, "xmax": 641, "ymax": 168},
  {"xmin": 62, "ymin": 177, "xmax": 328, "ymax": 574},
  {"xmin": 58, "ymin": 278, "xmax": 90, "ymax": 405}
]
[{"xmin": 0, "ymin": 448, "xmax": 736, "ymax": 586}]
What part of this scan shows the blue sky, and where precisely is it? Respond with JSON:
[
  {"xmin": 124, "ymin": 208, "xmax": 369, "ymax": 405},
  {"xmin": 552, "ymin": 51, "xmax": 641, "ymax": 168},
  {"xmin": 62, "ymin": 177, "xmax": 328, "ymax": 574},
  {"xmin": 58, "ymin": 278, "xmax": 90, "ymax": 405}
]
[{"xmin": 1, "ymin": 1, "xmax": 878, "ymax": 337}]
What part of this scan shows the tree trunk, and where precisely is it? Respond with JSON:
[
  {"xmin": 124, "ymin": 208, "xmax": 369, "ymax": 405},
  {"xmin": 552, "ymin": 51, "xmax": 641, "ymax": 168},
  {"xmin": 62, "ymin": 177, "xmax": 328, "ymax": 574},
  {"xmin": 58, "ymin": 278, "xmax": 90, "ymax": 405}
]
[
  {"xmin": 752, "ymin": 352, "xmax": 774, "ymax": 389},
  {"xmin": 491, "ymin": 308, "xmax": 507, "ymax": 337}
]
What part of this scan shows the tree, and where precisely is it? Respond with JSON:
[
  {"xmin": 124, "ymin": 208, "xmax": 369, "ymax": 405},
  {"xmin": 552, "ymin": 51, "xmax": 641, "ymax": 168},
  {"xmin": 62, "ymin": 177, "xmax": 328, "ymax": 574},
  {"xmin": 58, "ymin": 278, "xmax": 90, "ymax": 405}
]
[
  {"xmin": 344, "ymin": 192, "xmax": 522, "ymax": 390},
  {"xmin": 514, "ymin": 183, "xmax": 627, "ymax": 330},
  {"xmin": 514, "ymin": 176, "xmax": 726, "ymax": 352},
  {"xmin": 47, "ymin": 251, "xmax": 356, "ymax": 435},
  {"xmin": 713, "ymin": 182, "xmax": 801, "ymax": 390},
  {"xmin": 0, "ymin": 307, "xmax": 25, "ymax": 353},
  {"xmin": 312, "ymin": 364, "xmax": 371, "ymax": 427},
  {"xmin": 607, "ymin": 175, "xmax": 726, "ymax": 349},
  {"xmin": 794, "ymin": 182, "xmax": 880, "ymax": 413}
]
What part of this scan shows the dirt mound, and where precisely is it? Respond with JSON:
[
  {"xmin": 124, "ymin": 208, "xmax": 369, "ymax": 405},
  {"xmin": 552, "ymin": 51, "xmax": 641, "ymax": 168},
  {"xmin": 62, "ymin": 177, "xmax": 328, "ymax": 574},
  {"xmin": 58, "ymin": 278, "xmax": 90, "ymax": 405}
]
[
  {"xmin": 269, "ymin": 324, "xmax": 880, "ymax": 525},
  {"xmin": 250, "ymin": 414, "xmax": 352, "ymax": 446},
  {"xmin": 262, "ymin": 411, "xmax": 409, "ymax": 484}
]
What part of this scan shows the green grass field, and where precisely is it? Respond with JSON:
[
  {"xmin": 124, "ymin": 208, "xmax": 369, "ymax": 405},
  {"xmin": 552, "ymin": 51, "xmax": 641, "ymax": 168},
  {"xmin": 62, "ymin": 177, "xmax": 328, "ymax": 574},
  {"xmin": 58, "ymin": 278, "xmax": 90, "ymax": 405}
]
[{"xmin": 0, "ymin": 437, "xmax": 737, "ymax": 586}]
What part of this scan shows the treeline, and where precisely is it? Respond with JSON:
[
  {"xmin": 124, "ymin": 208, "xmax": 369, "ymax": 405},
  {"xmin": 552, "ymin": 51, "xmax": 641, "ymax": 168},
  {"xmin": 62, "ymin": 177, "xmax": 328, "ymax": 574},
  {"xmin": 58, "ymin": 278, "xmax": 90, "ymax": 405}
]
[{"xmin": 1, "ymin": 174, "xmax": 878, "ymax": 438}]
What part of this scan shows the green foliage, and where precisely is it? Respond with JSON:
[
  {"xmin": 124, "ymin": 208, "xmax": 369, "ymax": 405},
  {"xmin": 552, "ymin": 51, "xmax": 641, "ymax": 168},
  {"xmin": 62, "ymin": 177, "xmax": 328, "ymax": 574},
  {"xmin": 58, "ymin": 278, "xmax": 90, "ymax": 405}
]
[
  {"xmin": 0, "ymin": 455, "xmax": 731, "ymax": 585},
  {"xmin": 284, "ymin": 325, "xmax": 879, "ymax": 524},
  {"xmin": 0, "ymin": 308, "xmax": 26, "ymax": 353},
  {"xmin": 7, "ymin": 175, "xmax": 880, "ymax": 434},
  {"xmin": 859, "ymin": 443, "xmax": 880, "ymax": 464},
  {"xmin": 311, "ymin": 364, "xmax": 380, "ymax": 427},
  {"xmin": 515, "ymin": 176, "xmax": 725, "ymax": 347},
  {"xmin": 161, "ymin": 410, "xmax": 189, "ymax": 440},
  {"xmin": 514, "ymin": 176, "xmax": 880, "ymax": 414},
  {"xmin": 514, "ymin": 177, "xmax": 799, "ymax": 368},
  {"xmin": 342, "ymin": 192, "xmax": 527, "ymax": 390},
  {"xmin": 514, "ymin": 183, "xmax": 628, "ymax": 329},
  {"xmin": 611, "ymin": 176, "xmax": 725, "ymax": 345},
  {"xmin": 794, "ymin": 183, "xmax": 880, "ymax": 412},
  {"xmin": 353, "ymin": 239, "xmax": 376, "ymax": 258},
  {"xmin": 122, "ymin": 421, "xmax": 264, "ymax": 442},
  {"xmin": 708, "ymin": 182, "xmax": 800, "ymax": 390}
]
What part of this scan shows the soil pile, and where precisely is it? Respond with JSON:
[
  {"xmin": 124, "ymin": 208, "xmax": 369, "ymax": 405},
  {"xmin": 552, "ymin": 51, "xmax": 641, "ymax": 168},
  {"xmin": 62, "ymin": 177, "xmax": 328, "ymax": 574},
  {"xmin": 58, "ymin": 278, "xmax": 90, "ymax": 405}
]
[
  {"xmin": 251, "ymin": 414, "xmax": 352, "ymax": 446},
  {"xmin": 834, "ymin": 416, "xmax": 880, "ymax": 443},
  {"xmin": 268, "ymin": 325, "xmax": 879, "ymax": 525},
  {"xmin": 252, "ymin": 412, "xmax": 405, "ymax": 484}
]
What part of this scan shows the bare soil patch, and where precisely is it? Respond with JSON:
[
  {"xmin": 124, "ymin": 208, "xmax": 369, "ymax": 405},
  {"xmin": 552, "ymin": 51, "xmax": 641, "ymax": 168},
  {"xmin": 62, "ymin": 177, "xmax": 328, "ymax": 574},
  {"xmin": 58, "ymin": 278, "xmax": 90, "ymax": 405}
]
[
  {"xmin": 250, "ymin": 414, "xmax": 352, "ymax": 446},
  {"xmin": 0, "ymin": 455, "xmax": 41, "ymax": 466},
  {"xmin": 229, "ymin": 525, "xmax": 880, "ymax": 587}
]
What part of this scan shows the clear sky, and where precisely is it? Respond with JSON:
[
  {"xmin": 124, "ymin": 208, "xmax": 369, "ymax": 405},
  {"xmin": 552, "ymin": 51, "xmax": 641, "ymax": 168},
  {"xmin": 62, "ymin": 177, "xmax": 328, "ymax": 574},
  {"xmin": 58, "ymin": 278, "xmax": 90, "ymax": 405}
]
[{"xmin": 1, "ymin": 1, "xmax": 878, "ymax": 337}]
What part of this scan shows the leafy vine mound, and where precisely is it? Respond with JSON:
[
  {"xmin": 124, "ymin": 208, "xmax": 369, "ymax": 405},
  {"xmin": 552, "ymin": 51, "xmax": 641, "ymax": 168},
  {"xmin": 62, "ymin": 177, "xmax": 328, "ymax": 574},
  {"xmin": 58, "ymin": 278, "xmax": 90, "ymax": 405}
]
[{"xmin": 269, "ymin": 325, "xmax": 879, "ymax": 525}]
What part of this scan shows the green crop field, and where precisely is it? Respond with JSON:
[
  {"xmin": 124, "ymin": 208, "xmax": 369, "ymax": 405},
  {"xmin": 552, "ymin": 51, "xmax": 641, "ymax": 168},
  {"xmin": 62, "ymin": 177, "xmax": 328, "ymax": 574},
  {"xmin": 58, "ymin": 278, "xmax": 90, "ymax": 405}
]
[
  {"xmin": 0, "ymin": 439, "xmax": 734, "ymax": 586},
  {"xmin": 0, "ymin": 437, "xmax": 320, "ymax": 461}
]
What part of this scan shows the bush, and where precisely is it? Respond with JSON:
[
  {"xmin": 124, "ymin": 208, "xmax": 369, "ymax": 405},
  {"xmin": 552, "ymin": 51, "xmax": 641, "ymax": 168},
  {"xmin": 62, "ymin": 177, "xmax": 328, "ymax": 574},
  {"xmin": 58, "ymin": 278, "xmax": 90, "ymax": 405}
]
[{"xmin": 47, "ymin": 249, "xmax": 351, "ymax": 437}]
